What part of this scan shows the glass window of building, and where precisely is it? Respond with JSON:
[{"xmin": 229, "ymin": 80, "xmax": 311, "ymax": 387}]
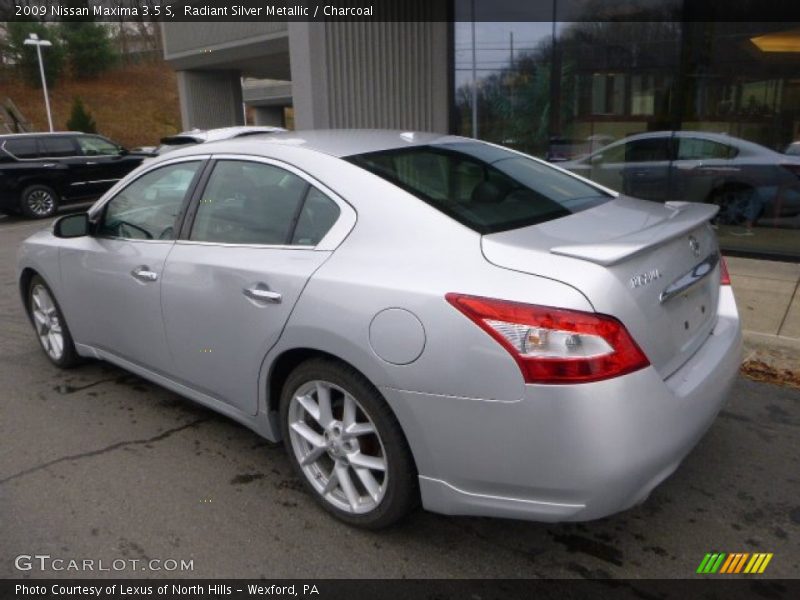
[{"xmin": 453, "ymin": 4, "xmax": 800, "ymax": 259}]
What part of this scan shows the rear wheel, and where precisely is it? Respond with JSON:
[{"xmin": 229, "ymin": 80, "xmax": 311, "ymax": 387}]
[
  {"xmin": 27, "ymin": 275, "xmax": 81, "ymax": 368},
  {"xmin": 20, "ymin": 184, "xmax": 59, "ymax": 219},
  {"xmin": 280, "ymin": 358, "xmax": 418, "ymax": 528},
  {"xmin": 708, "ymin": 184, "xmax": 756, "ymax": 226}
]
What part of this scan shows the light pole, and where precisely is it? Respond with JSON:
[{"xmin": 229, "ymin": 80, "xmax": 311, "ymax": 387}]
[{"xmin": 23, "ymin": 33, "xmax": 54, "ymax": 132}]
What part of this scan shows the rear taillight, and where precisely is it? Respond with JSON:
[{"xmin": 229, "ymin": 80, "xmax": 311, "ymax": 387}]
[
  {"xmin": 446, "ymin": 294, "xmax": 650, "ymax": 385},
  {"xmin": 719, "ymin": 256, "xmax": 731, "ymax": 285}
]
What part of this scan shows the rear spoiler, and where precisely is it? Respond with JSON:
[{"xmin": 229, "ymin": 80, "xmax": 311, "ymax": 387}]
[{"xmin": 550, "ymin": 202, "xmax": 719, "ymax": 266}]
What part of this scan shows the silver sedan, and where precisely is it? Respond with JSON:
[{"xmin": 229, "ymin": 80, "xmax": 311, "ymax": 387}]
[
  {"xmin": 17, "ymin": 130, "xmax": 742, "ymax": 528},
  {"xmin": 562, "ymin": 131, "xmax": 800, "ymax": 229}
]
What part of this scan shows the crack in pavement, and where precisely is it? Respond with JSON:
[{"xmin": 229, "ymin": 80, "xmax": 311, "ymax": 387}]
[{"xmin": 0, "ymin": 417, "xmax": 211, "ymax": 486}]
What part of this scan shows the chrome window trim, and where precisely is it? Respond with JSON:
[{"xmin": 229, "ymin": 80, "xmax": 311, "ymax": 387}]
[
  {"xmin": 189, "ymin": 153, "xmax": 356, "ymax": 252},
  {"xmin": 89, "ymin": 238, "xmax": 176, "ymax": 246},
  {"xmin": 175, "ymin": 240, "xmax": 316, "ymax": 251}
]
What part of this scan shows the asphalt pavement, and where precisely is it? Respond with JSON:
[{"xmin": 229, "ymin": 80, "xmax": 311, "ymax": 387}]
[{"xmin": 1, "ymin": 211, "xmax": 798, "ymax": 579}]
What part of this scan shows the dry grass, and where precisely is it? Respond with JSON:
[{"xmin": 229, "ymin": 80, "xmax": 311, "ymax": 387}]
[{"xmin": 2, "ymin": 61, "xmax": 181, "ymax": 148}]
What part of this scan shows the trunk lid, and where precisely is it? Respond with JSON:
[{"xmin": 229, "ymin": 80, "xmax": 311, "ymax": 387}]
[{"xmin": 481, "ymin": 196, "xmax": 722, "ymax": 378}]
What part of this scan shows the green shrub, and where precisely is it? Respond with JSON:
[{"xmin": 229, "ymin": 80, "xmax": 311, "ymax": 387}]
[{"xmin": 66, "ymin": 98, "xmax": 97, "ymax": 133}]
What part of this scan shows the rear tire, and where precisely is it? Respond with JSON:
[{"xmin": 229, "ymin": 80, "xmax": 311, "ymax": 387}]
[
  {"xmin": 708, "ymin": 184, "xmax": 756, "ymax": 226},
  {"xmin": 20, "ymin": 184, "xmax": 59, "ymax": 219},
  {"xmin": 27, "ymin": 275, "xmax": 81, "ymax": 368},
  {"xmin": 280, "ymin": 357, "xmax": 418, "ymax": 529}
]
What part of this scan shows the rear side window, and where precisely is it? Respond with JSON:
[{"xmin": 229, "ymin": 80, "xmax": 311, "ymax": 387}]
[
  {"xmin": 347, "ymin": 143, "xmax": 611, "ymax": 234},
  {"xmin": 190, "ymin": 161, "xmax": 306, "ymax": 245},
  {"xmin": 4, "ymin": 138, "xmax": 39, "ymax": 159},
  {"xmin": 678, "ymin": 138, "xmax": 737, "ymax": 160},
  {"xmin": 190, "ymin": 160, "xmax": 340, "ymax": 246},
  {"xmin": 291, "ymin": 188, "xmax": 341, "ymax": 245},
  {"xmin": 39, "ymin": 136, "xmax": 79, "ymax": 157}
]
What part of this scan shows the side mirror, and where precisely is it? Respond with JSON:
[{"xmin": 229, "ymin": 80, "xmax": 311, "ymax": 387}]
[
  {"xmin": 119, "ymin": 147, "xmax": 129, "ymax": 156},
  {"xmin": 54, "ymin": 213, "xmax": 90, "ymax": 238}
]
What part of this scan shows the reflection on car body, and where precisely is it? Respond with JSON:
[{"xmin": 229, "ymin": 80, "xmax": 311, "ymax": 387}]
[{"xmin": 562, "ymin": 131, "xmax": 800, "ymax": 229}]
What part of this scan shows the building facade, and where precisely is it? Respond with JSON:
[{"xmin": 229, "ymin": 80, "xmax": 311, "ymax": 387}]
[{"xmin": 162, "ymin": 3, "xmax": 800, "ymax": 260}]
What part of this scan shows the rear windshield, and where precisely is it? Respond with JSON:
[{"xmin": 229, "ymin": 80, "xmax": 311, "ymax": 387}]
[{"xmin": 347, "ymin": 142, "xmax": 611, "ymax": 233}]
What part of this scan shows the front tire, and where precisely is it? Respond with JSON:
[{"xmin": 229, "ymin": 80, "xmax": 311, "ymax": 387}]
[
  {"xmin": 27, "ymin": 275, "xmax": 81, "ymax": 368},
  {"xmin": 280, "ymin": 358, "xmax": 418, "ymax": 528},
  {"xmin": 20, "ymin": 184, "xmax": 59, "ymax": 219}
]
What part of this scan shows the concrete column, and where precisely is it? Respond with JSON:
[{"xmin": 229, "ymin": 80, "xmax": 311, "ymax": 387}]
[
  {"xmin": 176, "ymin": 70, "xmax": 244, "ymax": 130},
  {"xmin": 288, "ymin": 11, "xmax": 450, "ymax": 132},
  {"xmin": 253, "ymin": 106, "xmax": 286, "ymax": 127},
  {"xmin": 288, "ymin": 23, "xmax": 330, "ymax": 130}
]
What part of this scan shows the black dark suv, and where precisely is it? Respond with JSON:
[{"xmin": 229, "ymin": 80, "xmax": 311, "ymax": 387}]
[{"xmin": 0, "ymin": 132, "xmax": 145, "ymax": 218}]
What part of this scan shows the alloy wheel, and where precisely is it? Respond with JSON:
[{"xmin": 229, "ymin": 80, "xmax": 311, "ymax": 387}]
[
  {"xmin": 26, "ymin": 190, "xmax": 56, "ymax": 217},
  {"xmin": 30, "ymin": 284, "xmax": 64, "ymax": 361},
  {"xmin": 287, "ymin": 380, "xmax": 388, "ymax": 514}
]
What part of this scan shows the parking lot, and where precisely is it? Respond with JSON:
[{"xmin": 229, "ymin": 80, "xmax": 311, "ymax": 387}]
[{"xmin": 1, "ymin": 211, "xmax": 798, "ymax": 579}]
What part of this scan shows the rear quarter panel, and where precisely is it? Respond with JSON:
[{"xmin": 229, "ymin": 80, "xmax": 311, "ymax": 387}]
[{"xmin": 258, "ymin": 151, "xmax": 596, "ymax": 403}]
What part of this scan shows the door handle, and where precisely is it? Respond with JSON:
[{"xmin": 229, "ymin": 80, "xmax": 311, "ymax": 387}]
[
  {"xmin": 85, "ymin": 161, "xmax": 98, "ymax": 165},
  {"xmin": 243, "ymin": 284, "xmax": 282, "ymax": 303},
  {"xmin": 131, "ymin": 266, "xmax": 158, "ymax": 282}
]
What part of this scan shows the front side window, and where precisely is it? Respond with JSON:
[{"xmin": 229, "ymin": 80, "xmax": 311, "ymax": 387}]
[
  {"xmin": 622, "ymin": 138, "xmax": 671, "ymax": 162},
  {"xmin": 348, "ymin": 143, "xmax": 610, "ymax": 234},
  {"xmin": 190, "ymin": 160, "xmax": 337, "ymax": 246},
  {"xmin": 78, "ymin": 135, "xmax": 121, "ymax": 156},
  {"xmin": 97, "ymin": 161, "xmax": 202, "ymax": 240}
]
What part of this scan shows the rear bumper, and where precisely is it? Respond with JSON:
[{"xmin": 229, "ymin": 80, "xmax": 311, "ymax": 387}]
[{"xmin": 381, "ymin": 288, "xmax": 742, "ymax": 522}]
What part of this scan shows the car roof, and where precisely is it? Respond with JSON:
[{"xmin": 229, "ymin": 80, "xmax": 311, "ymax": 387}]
[
  {"xmin": 0, "ymin": 131, "xmax": 81, "ymax": 139},
  {"xmin": 599, "ymin": 130, "xmax": 777, "ymax": 156},
  {"xmin": 200, "ymin": 129, "xmax": 469, "ymax": 158},
  {"xmin": 621, "ymin": 130, "xmax": 732, "ymax": 142},
  {"xmin": 162, "ymin": 126, "xmax": 286, "ymax": 145}
]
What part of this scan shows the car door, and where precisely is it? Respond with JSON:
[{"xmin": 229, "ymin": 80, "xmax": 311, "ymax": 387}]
[
  {"xmin": 35, "ymin": 135, "xmax": 95, "ymax": 199},
  {"xmin": 587, "ymin": 141, "xmax": 627, "ymax": 192},
  {"xmin": 4, "ymin": 136, "xmax": 90, "ymax": 200},
  {"xmin": 58, "ymin": 158, "xmax": 206, "ymax": 371},
  {"xmin": 670, "ymin": 136, "xmax": 735, "ymax": 202},
  {"xmin": 75, "ymin": 134, "xmax": 142, "ymax": 196},
  {"xmin": 617, "ymin": 136, "xmax": 672, "ymax": 201},
  {"xmin": 160, "ymin": 157, "xmax": 345, "ymax": 415}
]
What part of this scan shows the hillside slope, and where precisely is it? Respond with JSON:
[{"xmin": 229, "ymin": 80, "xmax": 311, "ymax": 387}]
[{"xmin": 2, "ymin": 61, "xmax": 181, "ymax": 148}]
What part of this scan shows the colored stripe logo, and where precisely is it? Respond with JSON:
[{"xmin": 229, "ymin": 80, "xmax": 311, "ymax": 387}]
[{"xmin": 697, "ymin": 552, "xmax": 773, "ymax": 574}]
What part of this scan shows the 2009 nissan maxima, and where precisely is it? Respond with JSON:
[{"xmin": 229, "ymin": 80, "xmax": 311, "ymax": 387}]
[{"xmin": 17, "ymin": 130, "xmax": 742, "ymax": 528}]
